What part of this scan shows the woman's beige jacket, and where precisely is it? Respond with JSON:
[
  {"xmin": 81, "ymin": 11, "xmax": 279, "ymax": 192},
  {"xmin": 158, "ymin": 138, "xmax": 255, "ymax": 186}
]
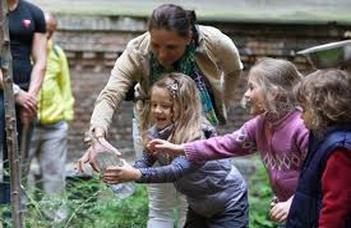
[{"xmin": 90, "ymin": 25, "xmax": 243, "ymax": 134}]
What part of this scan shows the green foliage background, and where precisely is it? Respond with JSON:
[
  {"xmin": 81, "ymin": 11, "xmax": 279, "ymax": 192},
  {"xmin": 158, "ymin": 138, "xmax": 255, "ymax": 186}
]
[{"xmin": 1, "ymin": 160, "xmax": 280, "ymax": 227}]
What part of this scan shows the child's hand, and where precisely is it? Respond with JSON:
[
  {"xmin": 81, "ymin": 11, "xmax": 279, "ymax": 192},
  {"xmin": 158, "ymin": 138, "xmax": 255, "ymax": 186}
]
[
  {"xmin": 102, "ymin": 159, "xmax": 141, "ymax": 184},
  {"xmin": 269, "ymin": 197, "xmax": 292, "ymax": 223},
  {"xmin": 147, "ymin": 139, "xmax": 185, "ymax": 156}
]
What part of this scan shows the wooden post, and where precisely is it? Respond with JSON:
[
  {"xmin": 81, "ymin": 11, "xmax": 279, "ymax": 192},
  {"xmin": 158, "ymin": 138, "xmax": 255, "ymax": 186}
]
[{"xmin": 0, "ymin": 1, "xmax": 24, "ymax": 227}]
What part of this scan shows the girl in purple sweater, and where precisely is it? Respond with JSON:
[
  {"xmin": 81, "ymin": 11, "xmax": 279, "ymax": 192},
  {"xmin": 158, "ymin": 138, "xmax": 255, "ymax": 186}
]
[{"xmin": 149, "ymin": 58, "xmax": 309, "ymax": 224}]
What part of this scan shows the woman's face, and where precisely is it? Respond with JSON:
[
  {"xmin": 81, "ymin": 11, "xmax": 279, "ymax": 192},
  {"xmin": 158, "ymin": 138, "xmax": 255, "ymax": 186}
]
[
  {"xmin": 243, "ymin": 77, "xmax": 265, "ymax": 116},
  {"xmin": 150, "ymin": 87, "xmax": 174, "ymax": 130},
  {"xmin": 150, "ymin": 29, "xmax": 191, "ymax": 68}
]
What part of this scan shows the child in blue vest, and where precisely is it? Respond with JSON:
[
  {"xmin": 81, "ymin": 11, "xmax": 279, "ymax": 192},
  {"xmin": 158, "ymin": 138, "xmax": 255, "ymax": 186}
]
[{"xmin": 287, "ymin": 69, "xmax": 351, "ymax": 227}]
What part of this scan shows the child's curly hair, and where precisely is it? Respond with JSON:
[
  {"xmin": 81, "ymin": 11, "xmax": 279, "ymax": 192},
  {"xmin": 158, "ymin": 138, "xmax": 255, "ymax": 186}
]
[
  {"xmin": 296, "ymin": 69, "xmax": 351, "ymax": 131},
  {"xmin": 140, "ymin": 72, "xmax": 205, "ymax": 145}
]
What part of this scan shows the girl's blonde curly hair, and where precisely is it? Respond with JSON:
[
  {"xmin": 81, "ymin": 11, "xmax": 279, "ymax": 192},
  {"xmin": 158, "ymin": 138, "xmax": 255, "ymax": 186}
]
[
  {"xmin": 140, "ymin": 72, "xmax": 205, "ymax": 145},
  {"xmin": 295, "ymin": 69, "xmax": 351, "ymax": 131}
]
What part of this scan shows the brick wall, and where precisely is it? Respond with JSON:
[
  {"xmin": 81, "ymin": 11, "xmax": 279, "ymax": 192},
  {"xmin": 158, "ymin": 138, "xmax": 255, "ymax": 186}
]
[{"xmin": 60, "ymin": 15, "xmax": 350, "ymax": 161}]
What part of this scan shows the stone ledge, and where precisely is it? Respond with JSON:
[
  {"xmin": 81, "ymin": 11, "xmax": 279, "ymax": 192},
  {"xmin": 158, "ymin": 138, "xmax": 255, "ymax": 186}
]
[{"xmin": 57, "ymin": 15, "xmax": 147, "ymax": 32}]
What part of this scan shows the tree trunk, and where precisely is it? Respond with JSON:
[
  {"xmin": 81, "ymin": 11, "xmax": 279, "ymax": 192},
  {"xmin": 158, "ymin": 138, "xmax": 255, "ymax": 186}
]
[{"xmin": 0, "ymin": 1, "xmax": 24, "ymax": 227}]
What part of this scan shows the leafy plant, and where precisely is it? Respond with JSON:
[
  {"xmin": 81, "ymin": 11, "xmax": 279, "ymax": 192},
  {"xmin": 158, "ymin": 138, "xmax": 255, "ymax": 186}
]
[
  {"xmin": 248, "ymin": 160, "xmax": 277, "ymax": 228},
  {"xmin": 1, "ymin": 158, "xmax": 281, "ymax": 227}
]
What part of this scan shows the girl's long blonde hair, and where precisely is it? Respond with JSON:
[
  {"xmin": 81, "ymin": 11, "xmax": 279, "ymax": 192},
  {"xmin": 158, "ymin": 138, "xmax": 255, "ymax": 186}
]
[
  {"xmin": 249, "ymin": 58, "xmax": 303, "ymax": 114},
  {"xmin": 296, "ymin": 69, "xmax": 351, "ymax": 131},
  {"xmin": 140, "ymin": 73, "xmax": 204, "ymax": 144}
]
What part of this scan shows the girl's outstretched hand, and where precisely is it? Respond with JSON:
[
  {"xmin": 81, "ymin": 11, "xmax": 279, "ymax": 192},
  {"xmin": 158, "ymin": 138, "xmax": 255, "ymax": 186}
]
[
  {"xmin": 103, "ymin": 159, "xmax": 141, "ymax": 184},
  {"xmin": 269, "ymin": 196, "xmax": 293, "ymax": 223},
  {"xmin": 146, "ymin": 139, "xmax": 185, "ymax": 156}
]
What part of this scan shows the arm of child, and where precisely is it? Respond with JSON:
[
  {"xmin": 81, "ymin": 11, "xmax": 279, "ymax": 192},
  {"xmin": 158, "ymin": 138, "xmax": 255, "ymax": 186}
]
[
  {"xmin": 269, "ymin": 195, "xmax": 293, "ymax": 223},
  {"xmin": 149, "ymin": 119, "xmax": 258, "ymax": 162},
  {"xmin": 103, "ymin": 159, "xmax": 142, "ymax": 184},
  {"xmin": 107, "ymin": 155, "xmax": 201, "ymax": 184},
  {"xmin": 183, "ymin": 122, "xmax": 258, "ymax": 162},
  {"xmin": 102, "ymin": 151, "xmax": 158, "ymax": 184},
  {"xmin": 133, "ymin": 151, "xmax": 157, "ymax": 169},
  {"xmin": 136, "ymin": 156, "xmax": 201, "ymax": 183}
]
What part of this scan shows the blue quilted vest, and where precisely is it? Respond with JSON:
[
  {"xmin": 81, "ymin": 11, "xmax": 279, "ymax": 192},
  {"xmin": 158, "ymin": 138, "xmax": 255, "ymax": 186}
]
[{"xmin": 286, "ymin": 125, "xmax": 351, "ymax": 228}]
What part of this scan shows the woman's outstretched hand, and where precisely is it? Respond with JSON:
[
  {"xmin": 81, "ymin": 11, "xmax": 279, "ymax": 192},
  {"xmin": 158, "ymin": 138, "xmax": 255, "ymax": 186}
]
[
  {"xmin": 146, "ymin": 139, "xmax": 185, "ymax": 156},
  {"xmin": 103, "ymin": 159, "xmax": 141, "ymax": 184},
  {"xmin": 76, "ymin": 128, "xmax": 121, "ymax": 173}
]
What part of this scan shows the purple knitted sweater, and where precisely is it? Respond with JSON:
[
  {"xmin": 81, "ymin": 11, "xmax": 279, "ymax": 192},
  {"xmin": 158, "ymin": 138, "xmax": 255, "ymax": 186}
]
[{"xmin": 184, "ymin": 108, "xmax": 309, "ymax": 201}]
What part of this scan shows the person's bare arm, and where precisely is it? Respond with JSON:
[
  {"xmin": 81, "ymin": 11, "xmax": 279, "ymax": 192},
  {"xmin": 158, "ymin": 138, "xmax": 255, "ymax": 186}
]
[
  {"xmin": 0, "ymin": 67, "xmax": 36, "ymax": 115},
  {"xmin": 28, "ymin": 32, "xmax": 47, "ymax": 97},
  {"xmin": 0, "ymin": 70, "xmax": 3, "ymax": 89},
  {"xmin": 17, "ymin": 32, "xmax": 46, "ymax": 125}
]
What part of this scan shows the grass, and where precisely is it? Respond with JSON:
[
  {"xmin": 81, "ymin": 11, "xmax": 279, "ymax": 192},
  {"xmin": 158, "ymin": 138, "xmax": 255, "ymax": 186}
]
[{"xmin": 0, "ymin": 160, "xmax": 279, "ymax": 227}]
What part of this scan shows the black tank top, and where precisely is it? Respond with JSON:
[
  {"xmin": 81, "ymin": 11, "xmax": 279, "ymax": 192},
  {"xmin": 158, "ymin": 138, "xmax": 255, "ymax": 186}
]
[{"xmin": 8, "ymin": 0, "xmax": 46, "ymax": 90}]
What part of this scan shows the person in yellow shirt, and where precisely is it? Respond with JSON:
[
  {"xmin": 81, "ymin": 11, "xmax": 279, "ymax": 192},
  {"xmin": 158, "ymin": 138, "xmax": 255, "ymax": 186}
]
[{"xmin": 28, "ymin": 12, "xmax": 74, "ymax": 221}]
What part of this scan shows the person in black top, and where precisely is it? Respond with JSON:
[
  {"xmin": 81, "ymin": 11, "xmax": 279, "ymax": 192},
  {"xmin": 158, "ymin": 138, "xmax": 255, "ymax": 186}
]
[{"xmin": 0, "ymin": 0, "xmax": 47, "ymax": 206}]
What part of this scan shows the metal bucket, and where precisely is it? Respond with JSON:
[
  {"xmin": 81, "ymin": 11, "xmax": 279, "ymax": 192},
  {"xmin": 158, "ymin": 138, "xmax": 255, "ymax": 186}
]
[{"xmin": 297, "ymin": 39, "xmax": 351, "ymax": 69}]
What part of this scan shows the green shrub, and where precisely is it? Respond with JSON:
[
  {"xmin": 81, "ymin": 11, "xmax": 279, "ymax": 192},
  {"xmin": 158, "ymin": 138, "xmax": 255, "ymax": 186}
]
[
  {"xmin": 1, "ymin": 159, "xmax": 281, "ymax": 227},
  {"xmin": 248, "ymin": 161, "xmax": 277, "ymax": 228}
]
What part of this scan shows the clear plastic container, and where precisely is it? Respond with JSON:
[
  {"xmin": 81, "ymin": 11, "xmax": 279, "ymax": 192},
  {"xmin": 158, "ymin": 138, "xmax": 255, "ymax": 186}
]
[
  {"xmin": 109, "ymin": 182, "xmax": 135, "ymax": 199},
  {"xmin": 95, "ymin": 151, "xmax": 135, "ymax": 199}
]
